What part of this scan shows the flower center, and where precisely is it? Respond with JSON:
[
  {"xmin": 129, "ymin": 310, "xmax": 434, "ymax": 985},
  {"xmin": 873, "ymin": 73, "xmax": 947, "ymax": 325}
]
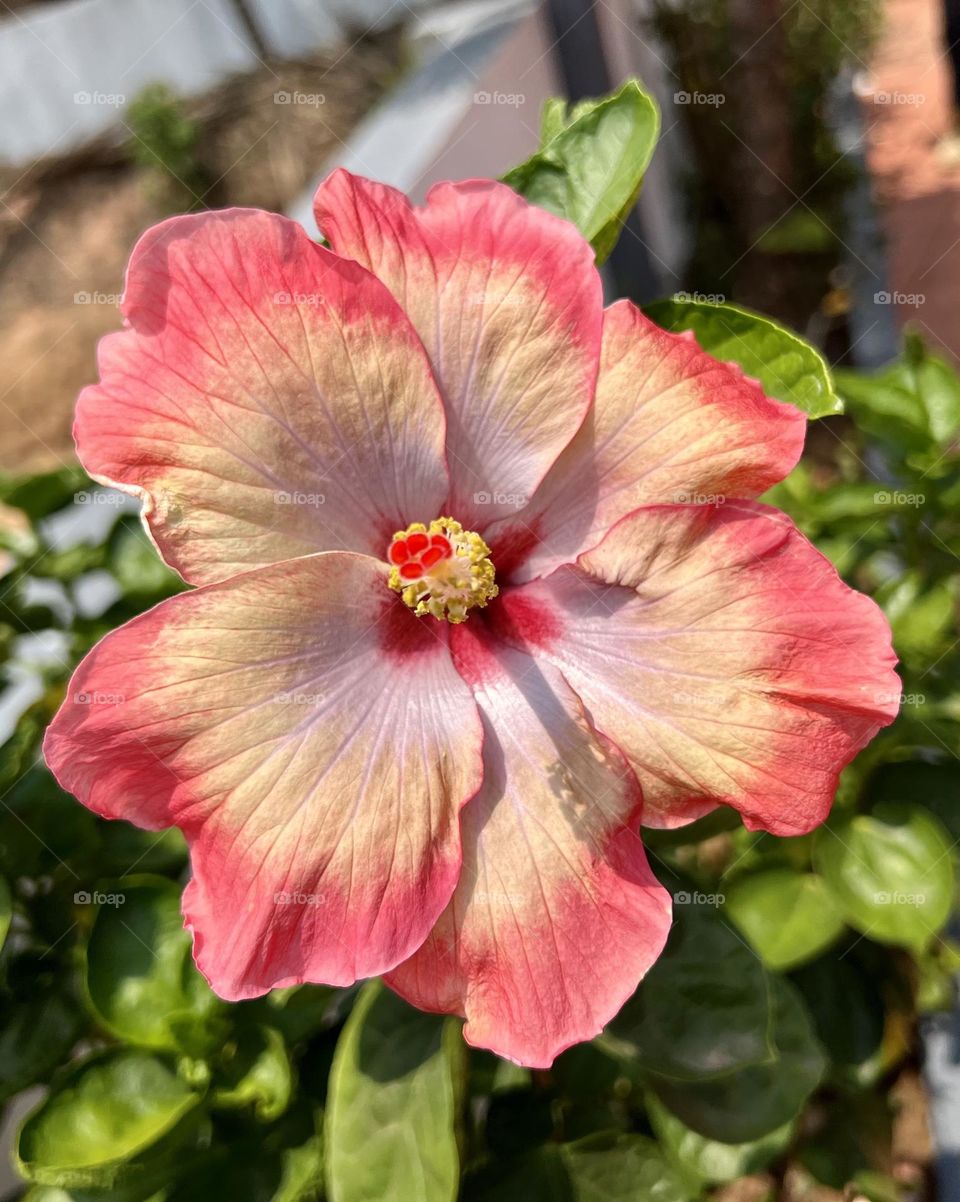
[{"xmin": 387, "ymin": 517, "xmax": 498, "ymax": 623}]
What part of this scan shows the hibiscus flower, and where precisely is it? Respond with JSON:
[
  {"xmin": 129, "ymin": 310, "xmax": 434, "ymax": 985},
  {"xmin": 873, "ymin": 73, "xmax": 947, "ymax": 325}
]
[{"xmin": 44, "ymin": 170, "xmax": 899, "ymax": 1067}]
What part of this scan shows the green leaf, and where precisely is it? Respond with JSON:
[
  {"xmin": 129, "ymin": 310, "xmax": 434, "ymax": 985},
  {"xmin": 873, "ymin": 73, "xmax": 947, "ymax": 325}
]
[
  {"xmin": 16, "ymin": 1049, "xmax": 203, "ymax": 1188},
  {"xmin": 325, "ymin": 981, "xmax": 460, "ymax": 1202},
  {"xmin": 865, "ymin": 760, "xmax": 960, "ymax": 842},
  {"xmin": 561, "ymin": 1132, "xmax": 693, "ymax": 1202},
  {"xmin": 837, "ymin": 332, "xmax": 960, "ymax": 455},
  {"xmin": 0, "ymin": 872, "xmax": 11, "ymax": 952},
  {"xmin": 645, "ymin": 1091, "xmax": 793, "ymax": 1186},
  {"xmin": 792, "ymin": 954, "xmax": 885, "ymax": 1086},
  {"xmin": 462, "ymin": 1146, "xmax": 572, "ymax": 1202},
  {"xmin": 813, "ymin": 803, "xmax": 954, "ymax": 950},
  {"xmin": 724, "ymin": 868, "xmax": 845, "ymax": 971},
  {"xmin": 503, "ymin": 80, "xmax": 659, "ymax": 262},
  {"xmin": 212, "ymin": 1026, "xmax": 293, "ymax": 1122},
  {"xmin": 605, "ymin": 900, "xmax": 775, "ymax": 1080},
  {"xmin": 83, "ymin": 876, "xmax": 226, "ymax": 1055},
  {"xmin": 0, "ymin": 466, "xmax": 91, "ymax": 519},
  {"xmin": 0, "ymin": 985, "xmax": 83, "ymax": 1102},
  {"xmin": 649, "ymin": 979, "xmax": 826, "ymax": 1143},
  {"xmin": 464, "ymin": 1135, "xmax": 693, "ymax": 1202},
  {"xmin": 644, "ymin": 299, "xmax": 840, "ymax": 418},
  {"xmin": 0, "ymin": 765, "xmax": 99, "ymax": 880}
]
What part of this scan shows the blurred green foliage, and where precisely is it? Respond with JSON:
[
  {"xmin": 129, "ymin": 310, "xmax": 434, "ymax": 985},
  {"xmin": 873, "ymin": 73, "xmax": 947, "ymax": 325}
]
[{"xmin": 126, "ymin": 83, "xmax": 208, "ymax": 210}]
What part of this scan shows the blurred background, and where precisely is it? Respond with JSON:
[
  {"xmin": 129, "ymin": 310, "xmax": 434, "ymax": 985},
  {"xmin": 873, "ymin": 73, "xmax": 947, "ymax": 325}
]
[
  {"xmin": 1, "ymin": 0, "xmax": 958, "ymax": 475},
  {"xmin": 2, "ymin": 1, "xmax": 960, "ymax": 1200}
]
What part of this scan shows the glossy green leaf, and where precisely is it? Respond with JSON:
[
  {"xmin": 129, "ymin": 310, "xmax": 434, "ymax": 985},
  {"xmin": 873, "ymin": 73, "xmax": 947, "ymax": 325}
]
[
  {"xmin": 326, "ymin": 981, "xmax": 460, "ymax": 1202},
  {"xmin": 645, "ymin": 1090, "xmax": 793, "ymax": 1186},
  {"xmin": 792, "ymin": 954, "xmax": 886, "ymax": 1086},
  {"xmin": 813, "ymin": 803, "xmax": 954, "ymax": 950},
  {"xmin": 0, "ymin": 985, "xmax": 83, "ymax": 1102},
  {"xmin": 650, "ymin": 979, "xmax": 826, "ymax": 1143},
  {"xmin": 503, "ymin": 80, "xmax": 659, "ymax": 262},
  {"xmin": 212, "ymin": 1026, "xmax": 293, "ymax": 1122},
  {"xmin": 561, "ymin": 1132, "xmax": 693, "ymax": 1202},
  {"xmin": 84, "ymin": 876, "xmax": 225, "ymax": 1055},
  {"xmin": 16, "ymin": 1049, "xmax": 203, "ymax": 1188},
  {"xmin": 724, "ymin": 868, "xmax": 845, "ymax": 970},
  {"xmin": 644, "ymin": 299, "xmax": 840, "ymax": 417},
  {"xmin": 606, "ymin": 901, "xmax": 775, "ymax": 1080}
]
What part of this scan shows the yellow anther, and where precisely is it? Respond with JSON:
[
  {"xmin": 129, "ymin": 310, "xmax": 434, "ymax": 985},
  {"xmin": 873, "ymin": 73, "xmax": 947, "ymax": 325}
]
[{"xmin": 388, "ymin": 517, "xmax": 498, "ymax": 624}]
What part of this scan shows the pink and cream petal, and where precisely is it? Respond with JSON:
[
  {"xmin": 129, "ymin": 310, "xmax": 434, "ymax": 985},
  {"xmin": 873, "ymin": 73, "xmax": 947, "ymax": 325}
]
[
  {"xmin": 77, "ymin": 208, "xmax": 451, "ymax": 586},
  {"xmin": 43, "ymin": 553, "xmax": 484, "ymax": 998},
  {"xmin": 313, "ymin": 169, "xmax": 603, "ymax": 528},
  {"xmin": 494, "ymin": 501, "xmax": 899, "ymax": 834},
  {"xmin": 386, "ymin": 625, "xmax": 672, "ymax": 1067},
  {"xmin": 488, "ymin": 300, "xmax": 807, "ymax": 581}
]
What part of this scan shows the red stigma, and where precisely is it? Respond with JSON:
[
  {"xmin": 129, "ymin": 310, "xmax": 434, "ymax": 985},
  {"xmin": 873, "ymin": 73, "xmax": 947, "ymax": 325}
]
[{"xmin": 388, "ymin": 532, "xmax": 454, "ymax": 581}]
